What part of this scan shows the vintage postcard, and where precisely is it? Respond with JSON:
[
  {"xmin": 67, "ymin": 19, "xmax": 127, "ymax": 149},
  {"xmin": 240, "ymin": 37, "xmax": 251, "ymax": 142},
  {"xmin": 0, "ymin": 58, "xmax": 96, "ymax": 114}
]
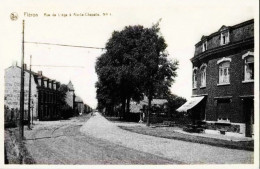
[{"xmin": 0, "ymin": 0, "xmax": 259, "ymax": 168}]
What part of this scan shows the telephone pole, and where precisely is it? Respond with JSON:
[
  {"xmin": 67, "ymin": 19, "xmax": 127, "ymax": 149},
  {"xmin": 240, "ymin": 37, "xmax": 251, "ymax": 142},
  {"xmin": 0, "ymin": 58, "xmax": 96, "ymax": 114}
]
[
  {"xmin": 19, "ymin": 20, "xmax": 25, "ymax": 140},
  {"xmin": 28, "ymin": 55, "xmax": 32, "ymax": 129}
]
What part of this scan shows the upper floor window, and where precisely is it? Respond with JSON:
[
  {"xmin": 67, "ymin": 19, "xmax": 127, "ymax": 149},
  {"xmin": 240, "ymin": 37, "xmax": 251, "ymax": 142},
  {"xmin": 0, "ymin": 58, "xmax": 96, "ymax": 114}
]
[
  {"xmin": 200, "ymin": 64, "xmax": 207, "ymax": 87},
  {"xmin": 44, "ymin": 80, "xmax": 48, "ymax": 88},
  {"xmin": 218, "ymin": 61, "xmax": 230, "ymax": 84},
  {"xmin": 193, "ymin": 68, "xmax": 198, "ymax": 89},
  {"xmin": 242, "ymin": 51, "xmax": 254, "ymax": 82},
  {"xmin": 219, "ymin": 26, "xmax": 230, "ymax": 46},
  {"xmin": 37, "ymin": 77, "xmax": 42, "ymax": 87},
  {"xmin": 202, "ymin": 41, "xmax": 207, "ymax": 52},
  {"xmin": 220, "ymin": 31, "xmax": 230, "ymax": 45}
]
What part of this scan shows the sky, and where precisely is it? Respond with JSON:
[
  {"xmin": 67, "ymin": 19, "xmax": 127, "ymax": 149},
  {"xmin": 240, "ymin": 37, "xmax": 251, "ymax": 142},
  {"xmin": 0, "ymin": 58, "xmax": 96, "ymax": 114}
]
[{"xmin": 0, "ymin": 0, "xmax": 258, "ymax": 109}]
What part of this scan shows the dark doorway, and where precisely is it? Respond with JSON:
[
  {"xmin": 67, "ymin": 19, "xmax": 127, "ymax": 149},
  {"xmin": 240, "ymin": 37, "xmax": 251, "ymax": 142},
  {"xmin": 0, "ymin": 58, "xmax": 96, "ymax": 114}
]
[{"xmin": 244, "ymin": 98, "xmax": 254, "ymax": 137}]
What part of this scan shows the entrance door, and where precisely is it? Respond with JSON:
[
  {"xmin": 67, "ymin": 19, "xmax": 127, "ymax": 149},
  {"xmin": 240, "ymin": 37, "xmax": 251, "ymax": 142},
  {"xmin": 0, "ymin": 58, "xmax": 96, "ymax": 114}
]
[{"xmin": 244, "ymin": 98, "xmax": 254, "ymax": 137}]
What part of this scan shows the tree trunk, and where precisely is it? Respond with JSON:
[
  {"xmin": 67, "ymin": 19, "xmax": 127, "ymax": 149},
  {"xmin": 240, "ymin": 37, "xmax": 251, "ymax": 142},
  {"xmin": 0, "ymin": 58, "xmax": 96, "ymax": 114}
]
[
  {"xmin": 126, "ymin": 97, "xmax": 130, "ymax": 113},
  {"xmin": 146, "ymin": 92, "xmax": 152, "ymax": 126},
  {"xmin": 121, "ymin": 97, "xmax": 126, "ymax": 119}
]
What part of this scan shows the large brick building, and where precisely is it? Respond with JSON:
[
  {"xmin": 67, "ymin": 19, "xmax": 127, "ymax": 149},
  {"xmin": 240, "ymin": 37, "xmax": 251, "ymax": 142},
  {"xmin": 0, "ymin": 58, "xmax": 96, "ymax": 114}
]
[
  {"xmin": 177, "ymin": 19, "xmax": 254, "ymax": 137},
  {"xmin": 4, "ymin": 64, "xmax": 61, "ymax": 121}
]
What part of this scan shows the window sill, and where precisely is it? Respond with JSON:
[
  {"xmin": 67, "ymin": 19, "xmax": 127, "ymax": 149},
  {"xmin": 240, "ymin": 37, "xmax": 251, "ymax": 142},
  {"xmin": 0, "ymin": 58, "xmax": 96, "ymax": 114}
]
[
  {"xmin": 217, "ymin": 83, "xmax": 230, "ymax": 86},
  {"xmin": 192, "ymin": 87, "xmax": 197, "ymax": 90},
  {"xmin": 200, "ymin": 86, "xmax": 206, "ymax": 89},
  {"xmin": 242, "ymin": 80, "xmax": 254, "ymax": 83}
]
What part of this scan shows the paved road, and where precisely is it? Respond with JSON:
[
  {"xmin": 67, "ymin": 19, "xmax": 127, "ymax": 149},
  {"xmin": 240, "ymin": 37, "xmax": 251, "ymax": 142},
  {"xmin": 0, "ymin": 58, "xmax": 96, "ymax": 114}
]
[
  {"xmin": 80, "ymin": 112, "xmax": 254, "ymax": 164},
  {"xmin": 24, "ymin": 114, "xmax": 179, "ymax": 164}
]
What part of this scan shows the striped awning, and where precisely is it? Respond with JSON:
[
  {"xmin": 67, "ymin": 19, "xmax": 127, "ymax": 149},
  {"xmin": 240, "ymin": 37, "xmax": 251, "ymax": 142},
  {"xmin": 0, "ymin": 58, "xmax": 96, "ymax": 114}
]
[{"xmin": 176, "ymin": 96, "xmax": 204, "ymax": 112}]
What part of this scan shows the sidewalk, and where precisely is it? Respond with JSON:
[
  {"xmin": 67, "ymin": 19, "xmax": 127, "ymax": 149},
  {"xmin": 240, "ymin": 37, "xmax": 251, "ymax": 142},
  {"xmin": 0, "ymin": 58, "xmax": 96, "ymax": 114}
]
[
  {"xmin": 107, "ymin": 117, "xmax": 253, "ymax": 148},
  {"xmin": 175, "ymin": 129, "xmax": 253, "ymax": 142},
  {"xmin": 80, "ymin": 112, "xmax": 253, "ymax": 164}
]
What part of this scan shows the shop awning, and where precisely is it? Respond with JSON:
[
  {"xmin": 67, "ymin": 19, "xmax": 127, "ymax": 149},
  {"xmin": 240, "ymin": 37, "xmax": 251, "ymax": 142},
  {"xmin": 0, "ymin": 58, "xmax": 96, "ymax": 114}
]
[{"xmin": 176, "ymin": 96, "xmax": 204, "ymax": 112}]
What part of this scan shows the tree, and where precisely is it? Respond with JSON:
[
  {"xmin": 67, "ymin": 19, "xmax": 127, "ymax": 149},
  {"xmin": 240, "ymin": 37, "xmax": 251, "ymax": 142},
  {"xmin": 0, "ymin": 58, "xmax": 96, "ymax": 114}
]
[
  {"xmin": 58, "ymin": 84, "xmax": 73, "ymax": 119},
  {"xmin": 165, "ymin": 94, "xmax": 187, "ymax": 118},
  {"xmin": 95, "ymin": 21, "xmax": 178, "ymax": 123}
]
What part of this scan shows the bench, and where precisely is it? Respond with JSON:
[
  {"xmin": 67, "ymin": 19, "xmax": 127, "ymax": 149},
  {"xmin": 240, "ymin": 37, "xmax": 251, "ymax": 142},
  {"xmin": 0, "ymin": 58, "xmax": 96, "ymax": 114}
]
[{"xmin": 163, "ymin": 121, "xmax": 175, "ymax": 127}]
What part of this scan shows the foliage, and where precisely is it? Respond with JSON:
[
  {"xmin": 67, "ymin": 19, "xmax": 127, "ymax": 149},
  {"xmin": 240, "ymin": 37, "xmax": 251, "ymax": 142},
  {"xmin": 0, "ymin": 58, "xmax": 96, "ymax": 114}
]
[
  {"xmin": 165, "ymin": 93, "xmax": 187, "ymax": 120},
  {"xmin": 95, "ymin": 21, "xmax": 179, "ymax": 123},
  {"xmin": 58, "ymin": 84, "xmax": 74, "ymax": 119}
]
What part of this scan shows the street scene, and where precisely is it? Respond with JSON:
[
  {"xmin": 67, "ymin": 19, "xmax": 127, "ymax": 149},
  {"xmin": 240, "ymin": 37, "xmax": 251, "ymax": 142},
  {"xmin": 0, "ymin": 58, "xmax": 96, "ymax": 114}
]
[
  {"xmin": 2, "ymin": 0, "xmax": 258, "ymax": 167},
  {"xmin": 5, "ymin": 112, "xmax": 253, "ymax": 164}
]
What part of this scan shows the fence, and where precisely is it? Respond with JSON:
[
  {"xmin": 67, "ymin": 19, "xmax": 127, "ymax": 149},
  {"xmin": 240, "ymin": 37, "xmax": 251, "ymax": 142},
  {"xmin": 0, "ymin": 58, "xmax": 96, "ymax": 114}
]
[{"xmin": 4, "ymin": 105, "xmax": 28, "ymax": 128}]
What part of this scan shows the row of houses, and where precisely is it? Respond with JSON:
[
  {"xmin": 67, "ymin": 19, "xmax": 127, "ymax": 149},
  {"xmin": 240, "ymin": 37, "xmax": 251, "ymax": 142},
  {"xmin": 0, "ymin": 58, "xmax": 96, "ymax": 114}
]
[{"xmin": 4, "ymin": 64, "xmax": 92, "ymax": 122}]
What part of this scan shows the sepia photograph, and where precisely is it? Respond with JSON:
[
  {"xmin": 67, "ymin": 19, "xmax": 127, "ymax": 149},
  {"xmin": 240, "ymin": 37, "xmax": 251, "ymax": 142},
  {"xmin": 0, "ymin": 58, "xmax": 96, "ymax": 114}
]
[{"xmin": 0, "ymin": 0, "xmax": 259, "ymax": 168}]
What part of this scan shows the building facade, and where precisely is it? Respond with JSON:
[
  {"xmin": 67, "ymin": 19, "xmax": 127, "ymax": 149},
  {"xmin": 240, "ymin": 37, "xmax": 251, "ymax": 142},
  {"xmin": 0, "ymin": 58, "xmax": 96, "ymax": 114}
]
[
  {"xmin": 4, "ymin": 65, "xmax": 61, "ymax": 121},
  {"xmin": 36, "ymin": 71, "xmax": 61, "ymax": 120},
  {"xmin": 75, "ymin": 96, "xmax": 84, "ymax": 115},
  {"xmin": 178, "ymin": 19, "xmax": 254, "ymax": 137},
  {"xmin": 66, "ymin": 80, "xmax": 75, "ymax": 110},
  {"xmin": 130, "ymin": 97, "xmax": 168, "ymax": 123}
]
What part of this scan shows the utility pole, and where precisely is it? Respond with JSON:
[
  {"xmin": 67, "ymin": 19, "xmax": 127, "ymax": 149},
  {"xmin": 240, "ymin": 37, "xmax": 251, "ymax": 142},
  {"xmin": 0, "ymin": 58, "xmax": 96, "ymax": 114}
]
[
  {"xmin": 28, "ymin": 55, "xmax": 32, "ymax": 129},
  {"xmin": 19, "ymin": 20, "xmax": 25, "ymax": 140}
]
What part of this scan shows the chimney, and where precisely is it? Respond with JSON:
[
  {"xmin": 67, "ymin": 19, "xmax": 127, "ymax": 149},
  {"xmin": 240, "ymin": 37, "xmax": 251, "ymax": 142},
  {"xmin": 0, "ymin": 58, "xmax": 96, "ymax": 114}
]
[
  {"xmin": 38, "ymin": 71, "xmax": 42, "ymax": 76},
  {"xmin": 12, "ymin": 61, "xmax": 18, "ymax": 67}
]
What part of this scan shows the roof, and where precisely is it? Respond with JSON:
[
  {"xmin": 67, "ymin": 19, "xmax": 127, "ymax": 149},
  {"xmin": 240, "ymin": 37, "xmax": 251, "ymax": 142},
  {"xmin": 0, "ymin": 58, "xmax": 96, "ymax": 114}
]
[
  {"xmin": 67, "ymin": 80, "xmax": 74, "ymax": 91},
  {"xmin": 142, "ymin": 96, "xmax": 168, "ymax": 105},
  {"xmin": 130, "ymin": 97, "xmax": 168, "ymax": 113},
  {"xmin": 176, "ymin": 96, "xmax": 204, "ymax": 112},
  {"xmin": 130, "ymin": 102, "xmax": 143, "ymax": 113},
  {"xmin": 75, "ymin": 96, "xmax": 83, "ymax": 103},
  {"xmin": 195, "ymin": 19, "xmax": 254, "ymax": 46},
  {"xmin": 6, "ymin": 65, "xmax": 59, "ymax": 85}
]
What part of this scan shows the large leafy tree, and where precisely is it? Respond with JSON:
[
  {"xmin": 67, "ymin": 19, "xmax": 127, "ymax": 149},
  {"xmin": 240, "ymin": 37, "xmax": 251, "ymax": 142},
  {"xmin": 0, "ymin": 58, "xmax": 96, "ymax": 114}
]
[{"xmin": 95, "ymin": 21, "xmax": 178, "ymax": 124}]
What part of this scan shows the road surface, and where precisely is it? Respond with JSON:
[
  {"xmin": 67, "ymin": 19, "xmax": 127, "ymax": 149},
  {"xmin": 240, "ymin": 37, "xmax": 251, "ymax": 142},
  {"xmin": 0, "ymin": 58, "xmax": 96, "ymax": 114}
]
[
  {"xmin": 24, "ymin": 114, "xmax": 179, "ymax": 164},
  {"xmin": 24, "ymin": 113, "xmax": 253, "ymax": 164},
  {"xmin": 81, "ymin": 112, "xmax": 253, "ymax": 164}
]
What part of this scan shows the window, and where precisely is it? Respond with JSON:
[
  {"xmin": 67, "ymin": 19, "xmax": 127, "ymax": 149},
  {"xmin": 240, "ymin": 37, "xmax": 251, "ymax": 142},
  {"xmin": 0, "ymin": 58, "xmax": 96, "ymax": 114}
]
[
  {"xmin": 220, "ymin": 31, "xmax": 230, "ymax": 45},
  {"xmin": 242, "ymin": 52, "xmax": 254, "ymax": 82},
  {"xmin": 44, "ymin": 80, "xmax": 47, "ymax": 88},
  {"xmin": 193, "ymin": 68, "xmax": 198, "ymax": 89},
  {"xmin": 217, "ymin": 99, "xmax": 231, "ymax": 122},
  {"xmin": 202, "ymin": 41, "xmax": 207, "ymax": 52},
  {"xmin": 218, "ymin": 61, "xmax": 230, "ymax": 84},
  {"xmin": 200, "ymin": 64, "xmax": 207, "ymax": 87}
]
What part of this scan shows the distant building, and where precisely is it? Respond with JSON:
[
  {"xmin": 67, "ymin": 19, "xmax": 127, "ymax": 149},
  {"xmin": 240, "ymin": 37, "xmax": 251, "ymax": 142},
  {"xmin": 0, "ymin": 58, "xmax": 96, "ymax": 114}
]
[
  {"xmin": 177, "ymin": 19, "xmax": 254, "ymax": 137},
  {"xmin": 4, "ymin": 64, "xmax": 61, "ymax": 121},
  {"xmin": 75, "ymin": 96, "xmax": 84, "ymax": 115},
  {"xmin": 66, "ymin": 80, "xmax": 75, "ymax": 110},
  {"xmin": 130, "ymin": 97, "xmax": 168, "ymax": 122}
]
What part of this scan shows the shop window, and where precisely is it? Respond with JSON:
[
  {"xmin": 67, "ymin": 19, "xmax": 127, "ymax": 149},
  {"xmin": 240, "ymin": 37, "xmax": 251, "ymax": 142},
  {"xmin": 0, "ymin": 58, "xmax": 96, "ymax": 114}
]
[
  {"xmin": 217, "ymin": 99, "xmax": 231, "ymax": 122},
  {"xmin": 242, "ymin": 52, "xmax": 254, "ymax": 82}
]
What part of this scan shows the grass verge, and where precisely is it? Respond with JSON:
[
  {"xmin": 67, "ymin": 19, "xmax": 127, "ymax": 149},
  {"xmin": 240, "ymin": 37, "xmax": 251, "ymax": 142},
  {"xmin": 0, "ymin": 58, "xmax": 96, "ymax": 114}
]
[
  {"xmin": 5, "ymin": 128, "xmax": 36, "ymax": 164},
  {"xmin": 119, "ymin": 125, "xmax": 254, "ymax": 151}
]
